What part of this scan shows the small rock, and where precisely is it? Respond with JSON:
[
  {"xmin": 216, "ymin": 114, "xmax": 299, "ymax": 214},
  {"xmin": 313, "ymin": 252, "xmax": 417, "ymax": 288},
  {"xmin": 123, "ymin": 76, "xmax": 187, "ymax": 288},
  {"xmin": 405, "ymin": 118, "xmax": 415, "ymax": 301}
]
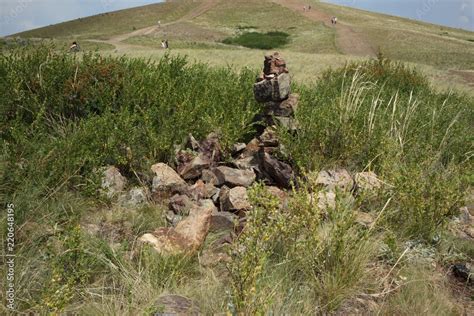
[
  {"xmin": 200, "ymin": 249, "xmax": 231, "ymax": 268},
  {"xmin": 452, "ymin": 263, "xmax": 472, "ymax": 283},
  {"xmin": 355, "ymin": 211, "xmax": 375, "ymax": 227},
  {"xmin": 315, "ymin": 169, "xmax": 354, "ymax": 191},
  {"xmin": 354, "ymin": 171, "xmax": 382, "ymax": 192},
  {"xmin": 153, "ymin": 294, "xmax": 199, "ymax": 315},
  {"xmin": 261, "ymin": 153, "xmax": 294, "ymax": 189},
  {"xmin": 101, "ymin": 166, "xmax": 127, "ymax": 198},
  {"xmin": 151, "ymin": 163, "xmax": 187, "ymax": 193},
  {"xmin": 258, "ymin": 126, "xmax": 279, "ymax": 147},
  {"xmin": 272, "ymin": 116, "xmax": 300, "ymax": 131},
  {"xmin": 263, "ymin": 93, "xmax": 299, "ymax": 117},
  {"xmin": 178, "ymin": 154, "xmax": 211, "ymax": 180},
  {"xmin": 119, "ymin": 187, "xmax": 148, "ymax": 207},
  {"xmin": 166, "ymin": 211, "xmax": 183, "ymax": 226},
  {"xmin": 201, "ymin": 169, "xmax": 221, "ymax": 186},
  {"xmin": 232, "ymin": 155, "xmax": 261, "ymax": 174},
  {"xmin": 219, "ymin": 186, "xmax": 252, "ymax": 212},
  {"xmin": 267, "ymin": 186, "xmax": 288, "ymax": 207},
  {"xmin": 139, "ymin": 200, "xmax": 216, "ymax": 255},
  {"xmin": 210, "ymin": 210, "xmax": 238, "ymax": 232},
  {"xmin": 253, "ymin": 73, "xmax": 291, "ymax": 103},
  {"xmin": 240, "ymin": 138, "xmax": 261, "ymax": 158},
  {"xmin": 316, "ymin": 191, "xmax": 336, "ymax": 210},
  {"xmin": 185, "ymin": 133, "xmax": 200, "ymax": 151},
  {"xmin": 199, "ymin": 132, "xmax": 222, "ymax": 162},
  {"xmin": 214, "ymin": 166, "xmax": 256, "ymax": 188},
  {"xmin": 232, "ymin": 143, "xmax": 247, "ymax": 155},
  {"xmin": 169, "ymin": 194, "xmax": 195, "ymax": 215},
  {"xmin": 187, "ymin": 180, "xmax": 219, "ymax": 201}
]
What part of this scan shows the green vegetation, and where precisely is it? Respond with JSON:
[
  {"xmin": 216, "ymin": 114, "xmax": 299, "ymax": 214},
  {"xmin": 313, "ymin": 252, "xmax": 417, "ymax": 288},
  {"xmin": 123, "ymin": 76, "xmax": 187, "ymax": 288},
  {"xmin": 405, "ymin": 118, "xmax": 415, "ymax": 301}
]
[
  {"xmin": 1, "ymin": 44, "xmax": 472, "ymax": 314},
  {"xmin": 223, "ymin": 31, "xmax": 290, "ymax": 50}
]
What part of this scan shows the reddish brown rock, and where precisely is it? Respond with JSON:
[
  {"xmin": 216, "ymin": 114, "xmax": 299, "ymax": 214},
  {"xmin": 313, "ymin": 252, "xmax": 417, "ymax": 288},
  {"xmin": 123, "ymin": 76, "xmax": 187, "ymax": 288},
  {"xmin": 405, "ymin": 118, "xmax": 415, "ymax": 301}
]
[{"xmin": 138, "ymin": 200, "xmax": 216, "ymax": 255}]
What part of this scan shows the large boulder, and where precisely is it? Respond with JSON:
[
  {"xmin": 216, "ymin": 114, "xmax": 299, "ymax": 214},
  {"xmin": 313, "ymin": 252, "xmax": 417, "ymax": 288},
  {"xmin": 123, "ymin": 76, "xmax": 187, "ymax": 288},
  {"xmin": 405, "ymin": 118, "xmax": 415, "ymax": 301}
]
[
  {"xmin": 314, "ymin": 169, "xmax": 354, "ymax": 191},
  {"xmin": 214, "ymin": 166, "xmax": 256, "ymax": 188},
  {"xmin": 151, "ymin": 163, "xmax": 187, "ymax": 194},
  {"xmin": 219, "ymin": 186, "xmax": 252, "ymax": 212},
  {"xmin": 101, "ymin": 166, "xmax": 127, "ymax": 198},
  {"xmin": 139, "ymin": 200, "xmax": 215, "ymax": 255},
  {"xmin": 261, "ymin": 153, "xmax": 295, "ymax": 189},
  {"xmin": 254, "ymin": 73, "xmax": 291, "ymax": 103}
]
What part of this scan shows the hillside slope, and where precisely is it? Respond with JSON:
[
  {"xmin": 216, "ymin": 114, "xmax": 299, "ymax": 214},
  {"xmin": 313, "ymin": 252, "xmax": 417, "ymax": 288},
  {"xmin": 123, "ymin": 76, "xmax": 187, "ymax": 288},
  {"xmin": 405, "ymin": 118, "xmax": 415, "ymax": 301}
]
[{"xmin": 11, "ymin": 0, "xmax": 474, "ymax": 91}]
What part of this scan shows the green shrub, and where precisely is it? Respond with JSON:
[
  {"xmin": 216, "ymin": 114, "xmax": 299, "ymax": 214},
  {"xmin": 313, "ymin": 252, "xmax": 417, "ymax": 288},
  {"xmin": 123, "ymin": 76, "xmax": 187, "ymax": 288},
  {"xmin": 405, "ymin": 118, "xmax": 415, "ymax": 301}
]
[{"xmin": 223, "ymin": 31, "xmax": 290, "ymax": 50}]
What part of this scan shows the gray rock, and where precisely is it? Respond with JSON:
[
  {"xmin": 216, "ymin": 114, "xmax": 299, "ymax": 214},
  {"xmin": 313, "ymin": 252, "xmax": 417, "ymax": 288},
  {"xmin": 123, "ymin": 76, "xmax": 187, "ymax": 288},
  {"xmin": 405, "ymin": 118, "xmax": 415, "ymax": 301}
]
[
  {"xmin": 119, "ymin": 187, "xmax": 148, "ymax": 207},
  {"xmin": 210, "ymin": 210, "xmax": 238, "ymax": 232},
  {"xmin": 214, "ymin": 166, "xmax": 256, "ymax": 188},
  {"xmin": 232, "ymin": 143, "xmax": 247, "ymax": 155},
  {"xmin": 258, "ymin": 126, "xmax": 279, "ymax": 147},
  {"xmin": 253, "ymin": 73, "xmax": 291, "ymax": 103},
  {"xmin": 315, "ymin": 169, "xmax": 354, "ymax": 191},
  {"xmin": 151, "ymin": 163, "xmax": 187, "ymax": 193},
  {"xmin": 101, "ymin": 166, "xmax": 127, "ymax": 198},
  {"xmin": 273, "ymin": 116, "xmax": 300, "ymax": 131},
  {"xmin": 153, "ymin": 294, "xmax": 199, "ymax": 315},
  {"xmin": 219, "ymin": 186, "xmax": 252, "ymax": 212},
  {"xmin": 354, "ymin": 171, "xmax": 382, "ymax": 192},
  {"xmin": 263, "ymin": 93, "xmax": 299, "ymax": 117}
]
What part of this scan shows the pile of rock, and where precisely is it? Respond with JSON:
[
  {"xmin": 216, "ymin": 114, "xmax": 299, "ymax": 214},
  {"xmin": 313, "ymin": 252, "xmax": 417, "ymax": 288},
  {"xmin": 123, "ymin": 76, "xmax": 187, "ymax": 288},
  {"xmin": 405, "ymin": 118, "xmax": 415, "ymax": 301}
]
[
  {"xmin": 107, "ymin": 132, "xmax": 290, "ymax": 256},
  {"xmin": 253, "ymin": 52, "xmax": 299, "ymax": 131}
]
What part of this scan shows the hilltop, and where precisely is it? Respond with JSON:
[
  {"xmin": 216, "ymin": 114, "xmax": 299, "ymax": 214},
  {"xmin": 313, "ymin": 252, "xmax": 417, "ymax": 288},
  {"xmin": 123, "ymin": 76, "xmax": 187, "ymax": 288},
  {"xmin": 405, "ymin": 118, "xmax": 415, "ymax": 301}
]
[{"xmin": 10, "ymin": 0, "xmax": 474, "ymax": 93}]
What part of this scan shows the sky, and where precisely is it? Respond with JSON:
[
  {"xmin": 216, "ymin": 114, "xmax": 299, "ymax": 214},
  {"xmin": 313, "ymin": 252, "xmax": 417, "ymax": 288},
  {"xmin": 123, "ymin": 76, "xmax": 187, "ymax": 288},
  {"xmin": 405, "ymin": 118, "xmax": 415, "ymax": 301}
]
[
  {"xmin": 323, "ymin": 0, "xmax": 474, "ymax": 31},
  {"xmin": 0, "ymin": 0, "xmax": 163, "ymax": 36},
  {"xmin": 1, "ymin": 0, "xmax": 473, "ymax": 37}
]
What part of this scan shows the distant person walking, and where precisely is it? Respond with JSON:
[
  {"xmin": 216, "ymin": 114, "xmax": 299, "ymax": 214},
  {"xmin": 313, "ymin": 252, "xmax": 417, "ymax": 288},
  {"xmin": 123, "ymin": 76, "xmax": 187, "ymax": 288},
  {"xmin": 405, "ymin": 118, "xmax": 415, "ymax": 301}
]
[
  {"xmin": 308, "ymin": 5, "xmax": 311, "ymax": 11},
  {"xmin": 161, "ymin": 39, "xmax": 169, "ymax": 49},
  {"xmin": 303, "ymin": 5, "xmax": 306, "ymax": 12}
]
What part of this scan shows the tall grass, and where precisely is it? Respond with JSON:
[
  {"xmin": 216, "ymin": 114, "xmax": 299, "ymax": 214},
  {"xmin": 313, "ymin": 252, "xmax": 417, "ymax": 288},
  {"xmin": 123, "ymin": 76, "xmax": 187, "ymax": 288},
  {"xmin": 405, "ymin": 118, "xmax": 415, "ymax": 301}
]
[{"xmin": 1, "ymin": 46, "xmax": 472, "ymax": 314}]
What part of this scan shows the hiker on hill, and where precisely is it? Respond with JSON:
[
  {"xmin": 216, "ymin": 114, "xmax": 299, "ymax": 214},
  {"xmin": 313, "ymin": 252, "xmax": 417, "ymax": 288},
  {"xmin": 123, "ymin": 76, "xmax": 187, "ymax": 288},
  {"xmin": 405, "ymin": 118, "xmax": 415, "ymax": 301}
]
[
  {"xmin": 334, "ymin": 17, "xmax": 338, "ymax": 24},
  {"xmin": 165, "ymin": 39, "xmax": 169, "ymax": 49},
  {"xmin": 69, "ymin": 41, "xmax": 80, "ymax": 52},
  {"xmin": 303, "ymin": 5, "xmax": 306, "ymax": 12},
  {"xmin": 308, "ymin": 5, "xmax": 311, "ymax": 11}
]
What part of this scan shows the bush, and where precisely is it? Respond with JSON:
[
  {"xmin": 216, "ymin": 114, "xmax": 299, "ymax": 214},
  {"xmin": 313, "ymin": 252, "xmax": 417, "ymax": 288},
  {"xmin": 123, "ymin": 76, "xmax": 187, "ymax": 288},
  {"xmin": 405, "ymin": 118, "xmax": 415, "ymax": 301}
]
[{"xmin": 223, "ymin": 31, "xmax": 290, "ymax": 50}]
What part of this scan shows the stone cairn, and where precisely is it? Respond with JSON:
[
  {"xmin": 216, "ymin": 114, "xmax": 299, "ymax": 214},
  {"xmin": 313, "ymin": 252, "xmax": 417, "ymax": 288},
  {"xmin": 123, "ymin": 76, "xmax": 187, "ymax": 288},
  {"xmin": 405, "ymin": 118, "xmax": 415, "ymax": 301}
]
[
  {"xmin": 98, "ymin": 53, "xmax": 382, "ymax": 264},
  {"xmin": 253, "ymin": 52, "xmax": 299, "ymax": 132}
]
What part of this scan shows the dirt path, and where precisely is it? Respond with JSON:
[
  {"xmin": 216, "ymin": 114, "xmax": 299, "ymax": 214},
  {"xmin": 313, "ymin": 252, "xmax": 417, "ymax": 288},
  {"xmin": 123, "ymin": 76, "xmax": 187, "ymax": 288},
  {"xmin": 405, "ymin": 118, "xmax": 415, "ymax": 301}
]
[
  {"xmin": 272, "ymin": 0, "xmax": 376, "ymax": 57},
  {"xmin": 88, "ymin": 0, "xmax": 221, "ymax": 52}
]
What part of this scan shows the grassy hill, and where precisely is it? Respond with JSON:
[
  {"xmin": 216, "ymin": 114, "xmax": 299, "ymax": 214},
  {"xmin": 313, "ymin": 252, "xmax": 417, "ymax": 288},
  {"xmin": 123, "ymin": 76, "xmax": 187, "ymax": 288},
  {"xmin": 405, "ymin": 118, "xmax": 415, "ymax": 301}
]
[
  {"xmin": 1, "ymin": 1, "xmax": 473, "ymax": 314},
  {"xmin": 10, "ymin": 0, "xmax": 474, "ymax": 93}
]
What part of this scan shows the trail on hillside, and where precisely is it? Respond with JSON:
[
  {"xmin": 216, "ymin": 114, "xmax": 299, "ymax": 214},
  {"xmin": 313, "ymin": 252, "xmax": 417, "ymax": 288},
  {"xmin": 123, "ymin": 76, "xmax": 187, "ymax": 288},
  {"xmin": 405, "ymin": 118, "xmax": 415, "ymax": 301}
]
[
  {"xmin": 87, "ymin": 0, "xmax": 221, "ymax": 52},
  {"xmin": 272, "ymin": 0, "xmax": 376, "ymax": 57}
]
